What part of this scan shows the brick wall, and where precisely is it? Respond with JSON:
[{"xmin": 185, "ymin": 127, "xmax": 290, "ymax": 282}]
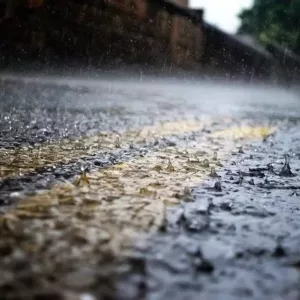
[
  {"xmin": 0, "ymin": 0, "xmax": 287, "ymax": 83},
  {"xmin": 0, "ymin": 0, "xmax": 205, "ymax": 72}
]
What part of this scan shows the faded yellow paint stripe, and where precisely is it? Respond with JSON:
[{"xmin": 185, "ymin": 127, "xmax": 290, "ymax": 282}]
[
  {"xmin": 213, "ymin": 126, "xmax": 275, "ymax": 140},
  {"xmin": 0, "ymin": 125, "xmax": 274, "ymax": 261},
  {"xmin": 0, "ymin": 120, "xmax": 212, "ymax": 179}
]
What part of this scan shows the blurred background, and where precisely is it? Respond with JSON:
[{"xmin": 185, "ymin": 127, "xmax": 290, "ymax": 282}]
[{"xmin": 0, "ymin": 0, "xmax": 300, "ymax": 86}]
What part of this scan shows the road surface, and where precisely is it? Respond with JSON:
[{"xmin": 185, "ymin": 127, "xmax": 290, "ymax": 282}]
[{"xmin": 0, "ymin": 75, "xmax": 300, "ymax": 300}]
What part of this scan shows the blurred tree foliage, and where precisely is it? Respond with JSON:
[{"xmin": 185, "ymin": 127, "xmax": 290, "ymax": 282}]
[{"xmin": 238, "ymin": 0, "xmax": 300, "ymax": 53}]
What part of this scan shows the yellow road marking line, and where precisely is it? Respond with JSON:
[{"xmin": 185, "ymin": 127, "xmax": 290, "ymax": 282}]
[
  {"xmin": 0, "ymin": 125, "xmax": 274, "ymax": 261},
  {"xmin": 0, "ymin": 119, "xmax": 215, "ymax": 179},
  {"xmin": 213, "ymin": 126, "xmax": 274, "ymax": 140}
]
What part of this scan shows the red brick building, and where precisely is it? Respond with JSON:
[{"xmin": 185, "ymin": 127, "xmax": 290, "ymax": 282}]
[
  {"xmin": 0, "ymin": 0, "xmax": 206, "ymax": 72},
  {"xmin": 103, "ymin": 0, "xmax": 204, "ymax": 69}
]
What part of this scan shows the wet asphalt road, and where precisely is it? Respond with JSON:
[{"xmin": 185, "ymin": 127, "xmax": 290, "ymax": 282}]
[{"xmin": 1, "ymin": 75, "xmax": 300, "ymax": 300}]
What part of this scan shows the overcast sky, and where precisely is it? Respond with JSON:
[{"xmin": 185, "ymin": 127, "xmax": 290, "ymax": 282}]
[{"xmin": 190, "ymin": 0, "xmax": 253, "ymax": 34}]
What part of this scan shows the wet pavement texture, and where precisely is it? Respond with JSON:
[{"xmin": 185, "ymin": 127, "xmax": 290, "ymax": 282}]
[
  {"xmin": 130, "ymin": 131, "xmax": 300, "ymax": 300},
  {"xmin": 1, "ymin": 75, "xmax": 300, "ymax": 300}
]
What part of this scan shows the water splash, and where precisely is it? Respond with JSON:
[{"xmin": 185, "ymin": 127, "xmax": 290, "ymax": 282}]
[
  {"xmin": 279, "ymin": 154, "xmax": 293, "ymax": 177},
  {"xmin": 74, "ymin": 167, "xmax": 90, "ymax": 186},
  {"xmin": 166, "ymin": 158, "xmax": 175, "ymax": 172},
  {"xmin": 201, "ymin": 159, "xmax": 210, "ymax": 168},
  {"xmin": 212, "ymin": 151, "xmax": 218, "ymax": 161},
  {"xmin": 238, "ymin": 146, "xmax": 244, "ymax": 154},
  {"xmin": 209, "ymin": 167, "xmax": 220, "ymax": 178}
]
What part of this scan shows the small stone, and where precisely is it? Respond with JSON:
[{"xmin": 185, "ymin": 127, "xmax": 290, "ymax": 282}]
[
  {"xmin": 235, "ymin": 251, "xmax": 244, "ymax": 259},
  {"xmin": 238, "ymin": 146, "xmax": 244, "ymax": 154},
  {"xmin": 93, "ymin": 160, "xmax": 103, "ymax": 166},
  {"xmin": 249, "ymin": 179, "xmax": 255, "ymax": 185},
  {"xmin": 273, "ymin": 245, "xmax": 286, "ymax": 257},
  {"xmin": 214, "ymin": 181, "xmax": 222, "ymax": 192},
  {"xmin": 220, "ymin": 202, "xmax": 232, "ymax": 211},
  {"xmin": 163, "ymin": 139, "xmax": 176, "ymax": 147},
  {"xmin": 9, "ymin": 192, "xmax": 23, "ymax": 202},
  {"xmin": 194, "ymin": 258, "xmax": 214, "ymax": 273}
]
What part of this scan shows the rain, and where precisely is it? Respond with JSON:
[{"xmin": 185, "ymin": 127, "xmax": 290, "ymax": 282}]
[{"xmin": 0, "ymin": 1, "xmax": 300, "ymax": 300}]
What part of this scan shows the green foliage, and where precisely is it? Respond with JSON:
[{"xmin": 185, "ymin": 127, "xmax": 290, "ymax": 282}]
[{"xmin": 238, "ymin": 0, "xmax": 300, "ymax": 53}]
